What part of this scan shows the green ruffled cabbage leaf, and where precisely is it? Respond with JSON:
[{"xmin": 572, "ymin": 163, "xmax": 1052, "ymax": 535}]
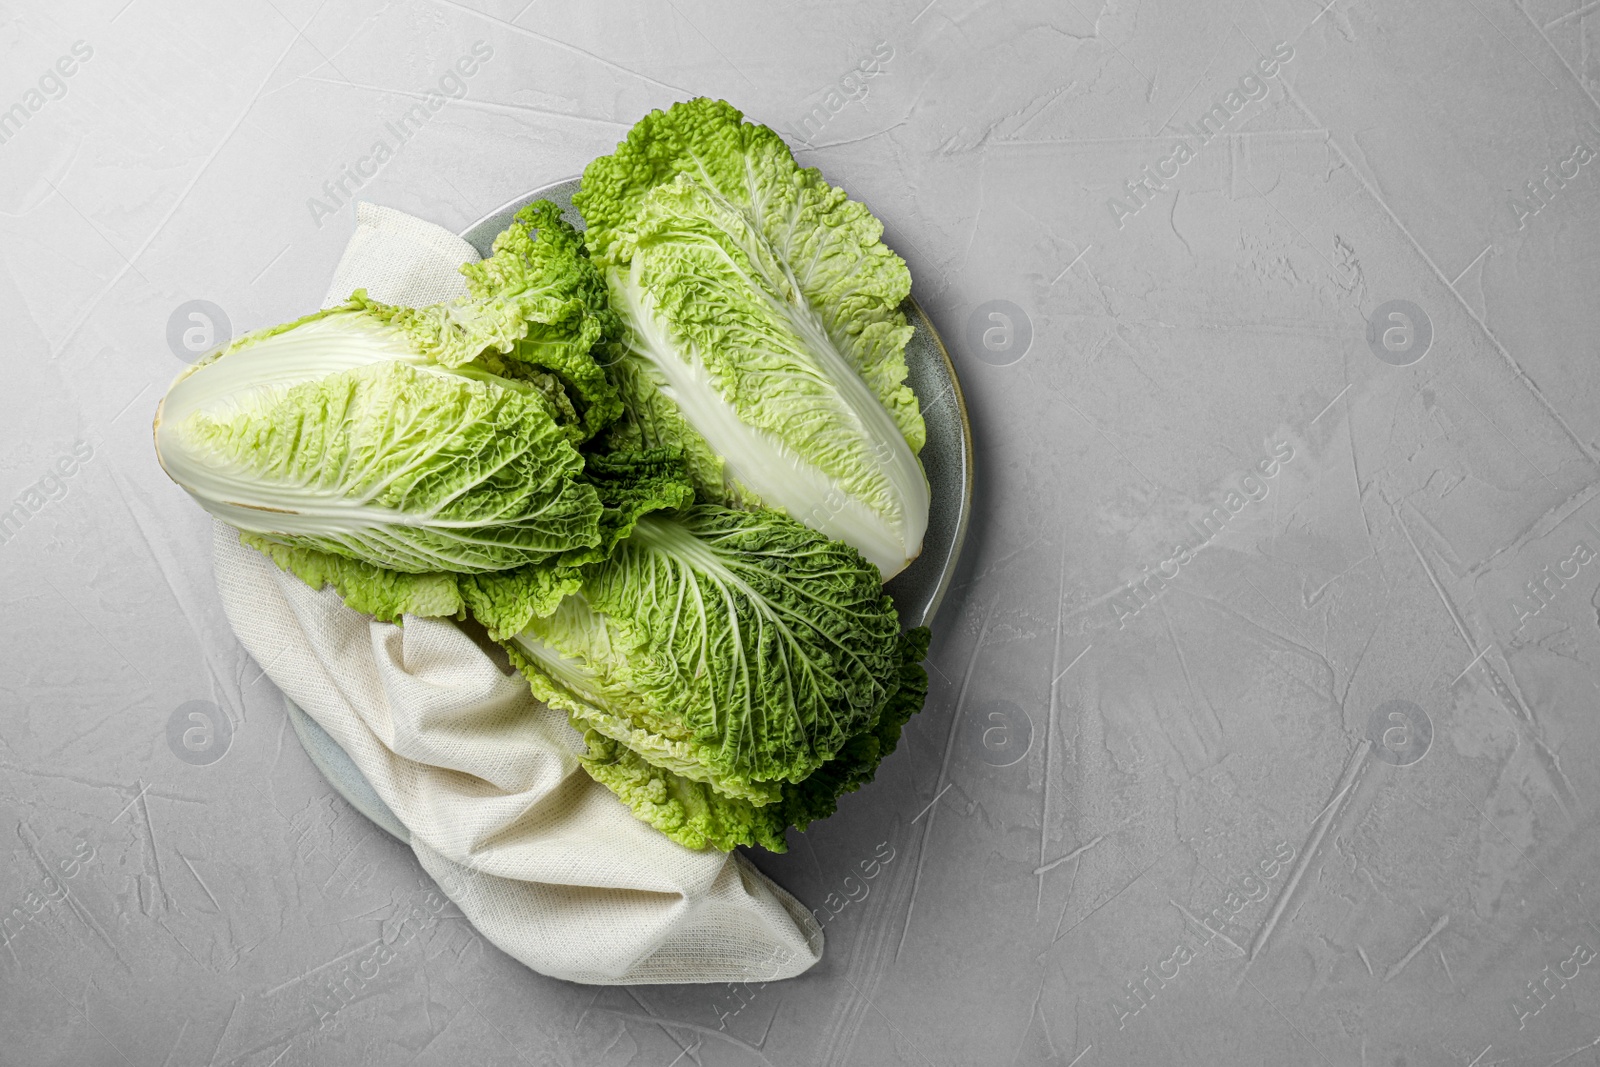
[
  {"xmin": 155, "ymin": 202, "xmax": 621, "ymax": 577},
  {"xmin": 574, "ymin": 98, "xmax": 929, "ymax": 577},
  {"xmin": 505, "ymin": 504, "xmax": 929, "ymax": 851}
]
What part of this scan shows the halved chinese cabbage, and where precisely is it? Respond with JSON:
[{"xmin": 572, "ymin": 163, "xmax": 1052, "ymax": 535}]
[
  {"xmin": 504, "ymin": 504, "xmax": 929, "ymax": 850},
  {"xmin": 574, "ymin": 98, "xmax": 929, "ymax": 578},
  {"xmin": 155, "ymin": 202, "xmax": 622, "ymax": 576}
]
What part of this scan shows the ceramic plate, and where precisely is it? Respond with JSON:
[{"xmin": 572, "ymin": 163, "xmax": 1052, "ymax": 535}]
[{"xmin": 289, "ymin": 177, "xmax": 974, "ymax": 842}]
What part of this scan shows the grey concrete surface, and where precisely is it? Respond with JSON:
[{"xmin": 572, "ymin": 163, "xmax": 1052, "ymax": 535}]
[{"xmin": 5, "ymin": 1, "xmax": 1600, "ymax": 1064}]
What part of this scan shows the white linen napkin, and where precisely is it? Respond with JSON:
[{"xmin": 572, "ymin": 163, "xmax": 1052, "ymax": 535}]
[{"xmin": 211, "ymin": 201, "xmax": 823, "ymax": 985}]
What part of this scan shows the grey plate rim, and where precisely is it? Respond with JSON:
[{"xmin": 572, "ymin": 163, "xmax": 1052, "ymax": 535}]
[{"xmin": 286, "ymin": 694, "xmax": 410, "ymax": 842}]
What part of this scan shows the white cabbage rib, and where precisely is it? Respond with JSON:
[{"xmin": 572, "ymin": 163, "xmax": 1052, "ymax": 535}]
[
  {"xmin": 158, "ymin": 317, "xmax": 410, "ymax": 530},
  {"xmin": 153, "ymin": 315, "xmax": 570, "ymax": 573},
  {"xmin": 511, "ymin": 621, "xmax": 606, "ymax": 702},
  {"xmin": 611, "ymin": 256, "xmax": 929, "ymax": 578}
]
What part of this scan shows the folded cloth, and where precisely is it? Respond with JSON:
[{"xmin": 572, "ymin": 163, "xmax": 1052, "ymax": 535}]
[{"xmin": 211, "ymin": 201, "xmax": 823, "ymax": 985}]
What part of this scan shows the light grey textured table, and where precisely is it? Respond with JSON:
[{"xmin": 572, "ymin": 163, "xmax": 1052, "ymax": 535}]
[{"xmin": 6, "ymin": 2, "xmax": 1600, "ymax": 1065}]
